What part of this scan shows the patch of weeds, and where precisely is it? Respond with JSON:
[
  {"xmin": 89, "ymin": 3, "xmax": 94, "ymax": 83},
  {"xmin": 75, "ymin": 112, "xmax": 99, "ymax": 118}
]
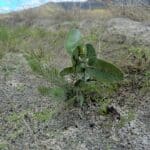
[
  {"xmin": 8, "ymin": 129, "xmax": 24, "ymax": 140},
  {"xmin": 38, "ymin": 86, "xmax": 52, "ymax": 96},
  {"xmin": 0, "ymin": 49, "xmax": 4, "ymax": 59},
  {"xmin": 50, "ymin": 29, "xmax": 66, "ymax": 51},
  {"xmin": 7, "ymin": 111, "xmax": 28, "ymax": 123},
  {"xmin": 7, "ymin": 113, "xmax": 22, "ymax": 123},
  {"xmin": 0, "ymin": 25, "xmax": 53, "ymax": 58},
  {"xmin": 140, "ymin": 71, "xmax": 150, "ymax": 94},
  {"xmin": 25, "ymin": 54, "xmax": 63, "ymax": 85},
  {"xmin": 30, "ymin": 28, "xmax": 48, "ymax": 38},
  {"xmin": 0, "ymin": 26, "xmax": 21, "ymax": 54},
  {"xmin": 0, "ymin": 26, "xmax": 9, "ymax": 42},
  {"xmin": 26, "ymin": 48, "xmax": 68, "ymax": 101},
  {"xmin": 0, "ymin": 26, "xmax": 10, "ymax": 59},
  {"xmin": 98, "ymin": 98, "xmax": 112, "ymax": 115},
  {"xmin": 25, "ymin": 55, "xmax": 43, "ymax": 75},
  {"xmin": 77, "ymin": 81, "xmax": 118, "ymax": 105},
  {"xmin": 6, "ymin": 112, "xmax": 26, "ymax": 141},
  {"xmin": 48, "ymin": 87, "xmax": 66, "ymax": 100},
  {"xmin": 85, "ymin": 30, "xmax": 98, "ymax": 43},
  {"xmin": 38, "ymin": 86, "xmax": 66, "ymax": 100},
  {"xmin": 25, "ymin": 49, "xmax": 62, "ymax": 83},
  {"xmin": 98, "ymin": 82, "xmax": 119, "ymax": 98},
  {"xmin": 117, "ymin": 111, "xmax": 135, "ymax": 128},
  {"xmin": 11, "ymin": 26, "xmax": 32, "ymax": 39},
  {"xmin": 128, "ymin": 46, "xmax": 150, "ymax": 68},
  {"xmin": 33, "ymin": 109, "xmax": 55, "ymax": 122},
  {"xmin": 0, "ymin": 141, "xmax": 8, "ymax": 150},
  {"xmin": 84, "ymin": 28, "xmax": 103, "ymax": 44}
]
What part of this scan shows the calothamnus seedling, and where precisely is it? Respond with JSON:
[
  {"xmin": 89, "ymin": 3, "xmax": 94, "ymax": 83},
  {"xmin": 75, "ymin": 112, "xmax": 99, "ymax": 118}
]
[{"xmin": 60, "ymin": 28, "xmax": 123, "ymax": 106}]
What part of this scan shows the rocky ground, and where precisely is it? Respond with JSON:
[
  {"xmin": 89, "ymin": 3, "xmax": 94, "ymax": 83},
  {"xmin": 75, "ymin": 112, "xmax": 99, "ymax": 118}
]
[
  {"xmin": 0, "ymin": 16, "xmax": 150, "ymax": 150},
  {"xmin": 102, "ymin": 18, "xmax": 150, "ymax": 46}
]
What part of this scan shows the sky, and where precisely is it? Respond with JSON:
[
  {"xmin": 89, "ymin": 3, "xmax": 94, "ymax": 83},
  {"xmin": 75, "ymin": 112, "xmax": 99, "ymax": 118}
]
[{"xmin": 0, "ymin": 0, "xmax": 87, "ymax": 13}]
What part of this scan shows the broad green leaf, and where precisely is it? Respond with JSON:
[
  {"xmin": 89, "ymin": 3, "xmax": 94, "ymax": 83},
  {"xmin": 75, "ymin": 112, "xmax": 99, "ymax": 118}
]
[
  {"xmin": 86, "ymin": 59, "xmax": 123, "ymax": 82},
  {"xmin": 60, "ymin": 67, "xmax": 74, "ymax": 76},
  {"xmin": 65, "ymin": 28, "xmax": 81, "ymax": 55},
  {"xmin": 86, "ymin": 43, "xmax": 96, "ymax": 59}
]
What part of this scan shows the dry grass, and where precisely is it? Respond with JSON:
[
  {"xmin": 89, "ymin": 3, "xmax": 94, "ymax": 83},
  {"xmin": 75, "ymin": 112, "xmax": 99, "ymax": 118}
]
[
  {"xmin": 79, "ymin": 9, "xmax": 113, "ymax": 20},
  {"xmin": 51, "ymin": 7, "xmax": 113, "ymax": 24},
  {"xmin": 0, "ymin": 3, "xmax": 59, "ymax": 26},
  {"xmin": 1, "ymin": 3, "xmax": 150, "ymax": 25},
  {"xmin": 53, "ymin": 5, "xmax": 150, "ymax": 23},
  {"xmin": 109, "ymin": 5, "xmax": 150, "ymax": 21}
]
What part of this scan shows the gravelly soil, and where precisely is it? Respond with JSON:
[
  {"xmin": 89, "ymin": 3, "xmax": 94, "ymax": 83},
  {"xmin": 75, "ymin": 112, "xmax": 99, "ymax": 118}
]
[
  {"xmin": 0, "ymin": 16, "xmax": 150, "ymax": 150},
  {"xmin": 0, "ymin": 49, "xmax": 149, "ymax": 150}
]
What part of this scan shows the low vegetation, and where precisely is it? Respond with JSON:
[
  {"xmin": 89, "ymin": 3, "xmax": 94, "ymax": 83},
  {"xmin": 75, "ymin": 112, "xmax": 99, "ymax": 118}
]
[
  {"xmin": 0, "ymin": 5, "xmax": 150, "ymax": 149},
  {"xmin": 59, "ymin": 28, "xmax": 123, "ymax": 106}
]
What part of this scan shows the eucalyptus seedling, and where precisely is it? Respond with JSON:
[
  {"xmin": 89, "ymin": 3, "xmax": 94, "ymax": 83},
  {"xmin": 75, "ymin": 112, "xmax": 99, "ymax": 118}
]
[{"xmin": 60, "ymin": 28, "xmax": 123, "ymax": 106}]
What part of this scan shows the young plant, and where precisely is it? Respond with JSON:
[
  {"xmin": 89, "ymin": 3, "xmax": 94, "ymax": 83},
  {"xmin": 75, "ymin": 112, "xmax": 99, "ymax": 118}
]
[{"xmin": 60, "ymin": 28, "xmax": 123, "ymax": 106}]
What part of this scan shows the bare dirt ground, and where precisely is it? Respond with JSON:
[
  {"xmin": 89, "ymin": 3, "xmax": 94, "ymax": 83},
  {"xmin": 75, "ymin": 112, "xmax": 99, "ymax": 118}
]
[{"xmin": 0, "ymin": 11, "xmax": 150, "ymax": 150}]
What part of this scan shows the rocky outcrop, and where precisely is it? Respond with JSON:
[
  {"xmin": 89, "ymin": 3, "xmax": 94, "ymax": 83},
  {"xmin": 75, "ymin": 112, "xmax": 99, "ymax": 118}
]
[{"xmin": 102, "ymin": 18, "xmax": 150, "ymax": 46}]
